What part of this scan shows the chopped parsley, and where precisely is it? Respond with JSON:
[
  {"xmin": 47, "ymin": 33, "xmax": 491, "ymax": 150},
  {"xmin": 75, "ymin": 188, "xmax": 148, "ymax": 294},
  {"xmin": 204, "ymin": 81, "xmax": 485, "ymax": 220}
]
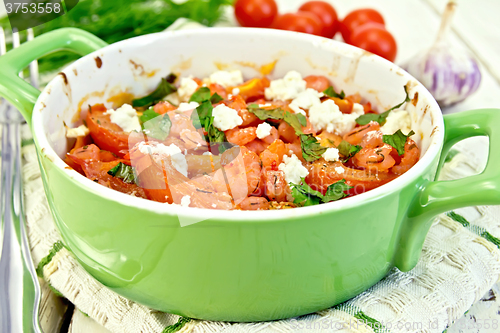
[
  {"xmin": 290, "ymin": 178, "xmax": 352, "ymax": 207},
  {"xmin": 300, "ymin": 134, "xmax": 327, "ymax": 162},
  {"xmin": 247, "ymin": 104, "xmax": 306, "ymax": 135},
  {"xmin": 323, "ymin": 86, "xmax": 345, "ymax": 99},
  {"xmin": 337, "ymin": 140, "xmax": 362, "ymax": 162},
  {"xmin": 132, "ymin": 74, "xmax": 177, "ymax": 108},
  {"xmin": 355, "ymin": 85, "xmax": 410, "ymax": 126},
  {"xmin": 107, "ymin": 162, "xmax": 137, "ymax": 184},
  {"xmin": 383, "ymin": 130, "xmax": 415, "ymax": 155}
]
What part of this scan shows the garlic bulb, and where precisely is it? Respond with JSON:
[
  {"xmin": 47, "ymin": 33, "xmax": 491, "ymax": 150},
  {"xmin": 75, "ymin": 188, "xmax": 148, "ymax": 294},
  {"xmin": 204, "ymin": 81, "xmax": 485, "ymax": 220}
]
[{"xmin": 403, "ymin": 0, "xmax": 481, "ymax": 107}]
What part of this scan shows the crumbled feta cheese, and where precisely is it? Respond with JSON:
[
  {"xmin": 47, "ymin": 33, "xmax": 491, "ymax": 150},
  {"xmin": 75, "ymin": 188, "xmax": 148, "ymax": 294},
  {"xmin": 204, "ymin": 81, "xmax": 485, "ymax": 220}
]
[
  {"xmin": 308, "ymin": 99, "xmax": 358, "ymax": 136},
  {"xmin": 351, "ymin": 103, "xmax": 365, "ymax": 116},
  {"xmin": 232, "ymin": 88, "xmax": 240, "ymax": 95},
  {"xmin": 380, "ymin": 109, "xmax": 412, "ymax": 135},
  {"xmin": 105, "ymin": 104, "xmax": 141, "ymax": 132},
  {"xmin": 176, "ymin": 102, "xmax": 199, "ymax": 111},
  {"xmin": 209, "ymin": 70, "xmax": 244, "ymax": 88},
  {"xmin": 212, "ymin": 104, "xmax": 243, "ymax": 131},
  {"xmin": 323, "ymin": 147, "xmax": 340, "ymax": 162},
  {"xmin": 202, "ymin": 151, "xmax": 212, "ymax": 155},
  {"xmin": 180, "ymin": 195, "xmax": 191, "ymax": 207},
  {"xmin": 258, "ymin": 103, "xmax": 272, "ymax": 107},
  {"xmin": 278, "ymin": 153, "xmax": 309, "ymax": 184},
  {"xmin": 256, "ymin": 122, "xmax": 273, "ymax": 139},
  {"xmin": 177, "ymin": 77, "xmax": 199, "ymax": 102},
  {"xmin": 335, "ymin": 166, "xmax": 344, "ymax": 174},
  {"xmin": 66, "ymin": 125, "xmax": 89, "ymax": 138},
  {"xmin": 288, "ymin": 88, "xmax": 323, "ymax": 115},
  {"xmin": 138, "ymin": 142, "xmax": 188, "ymax": 176},
  {"xmin": 265, "ymin": 70, "xmax": 307, "ymax": 101},
  {"xmin": 212, "ymin": 203, "xmax": 216, "ymax": 208}
]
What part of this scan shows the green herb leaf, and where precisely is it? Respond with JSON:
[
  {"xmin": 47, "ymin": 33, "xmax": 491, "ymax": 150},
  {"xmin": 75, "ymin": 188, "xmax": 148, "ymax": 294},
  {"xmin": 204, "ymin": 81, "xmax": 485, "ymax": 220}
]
[
  {"xmin": 107, "ymin": 162, "xmax": 137, "ymax": 184},
  {"xmin": 210, "ymin": 92, "xmax": 224, "ymax": 104},
  {"xmin": 189, "ymin": 87, "xmax": 212, "ymax": 103},
  {"xmin": 132, "ymin": 76, "xmax": 177, "ymax": 108},
  {"xmin": 143, "ymin": 113, "xmax": 172, "ymax": 140},
  {"xmin": 355, "ymin": 85, "xmax": 410, "ymax": 126},
  {"xmin": 192, "ymin": 100, "xmax": 213, "ymax": 129},
  {"xmin": 290, "ymin": 178, "xmax": 351, "ymax": 206},
  {"xmin": 191, "ymin": 101, "xmax": 229, "ymax": 153},
  {"xmin": 248, "ymin": 104, "xmax": 305, "ymax": 135},
  {"xmin": 247, "ymin": 104, "xmax": 285, "ymax": 121},
  {"xmin": 323, "ymin": 180, "xmax": 352, "ymax": 202},
  {"xmin": 140, "ymin": 107, "xmax": 160, "ymax": 125},
  {"xmin": 300, "ymin": 134, "xmax": 327, "ymax": 162},
  {"xmin": 323, "ymin": 86, "xmax": 345, "ymax": 99},
  {"xmin": 289, "ymin": 179, "xmax": 324, "ymax": 207},
  {"xmin": 337, "ymin": 140, "xmax": 362, "ymax": 162},
  {"xmin": 383, "ymin": 130, "xmax": 415, "ymax": 155}
]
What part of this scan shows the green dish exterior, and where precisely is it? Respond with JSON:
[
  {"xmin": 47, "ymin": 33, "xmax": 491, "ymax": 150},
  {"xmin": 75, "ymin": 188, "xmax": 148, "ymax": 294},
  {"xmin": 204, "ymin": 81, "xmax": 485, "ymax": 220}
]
[{"xmin": 1, "ymin": 28, "xmax": 500, "ymax": 322}]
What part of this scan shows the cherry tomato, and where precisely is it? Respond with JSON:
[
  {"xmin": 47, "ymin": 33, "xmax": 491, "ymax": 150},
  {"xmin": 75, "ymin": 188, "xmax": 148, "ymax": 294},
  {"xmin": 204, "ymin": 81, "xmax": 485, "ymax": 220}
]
[
  {"xmin": 350, "ymin": 23, "xmax": 397, "ymax": 62},
  {"xmin": 304, "ymin": 75, "xmax": 330, "ymax": 92},
  {"xmin": 273, "ymin": 12, "xmax": 323, "ymax": 36},
  {"xmin": 234, "ymin": 0, "xmax": 278, "ymax": 28},
  {"xmin": 340, "ymin": 8, "xmax": 385, "ymax": 43},
  {"xmin": 298, "ymin": 1, "xmax": 339, "ymax": 38}
]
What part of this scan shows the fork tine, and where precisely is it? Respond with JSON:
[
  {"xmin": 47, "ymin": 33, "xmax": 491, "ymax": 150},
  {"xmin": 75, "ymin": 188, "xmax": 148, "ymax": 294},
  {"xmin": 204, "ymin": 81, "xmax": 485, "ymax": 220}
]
[{"xmin": 27, "ymin": 29, "xmax": 39, "ymax": 89}]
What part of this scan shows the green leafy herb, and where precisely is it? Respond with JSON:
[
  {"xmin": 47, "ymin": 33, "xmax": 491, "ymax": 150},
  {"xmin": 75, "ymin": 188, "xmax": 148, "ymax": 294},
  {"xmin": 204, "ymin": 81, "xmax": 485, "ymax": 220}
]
[
  {"xmin": 337, "ymin": 140, "xmax": 362, "ymax": 162},
  {"xmin": 132, "ymin": 76, "xmax": 177, "ymax": 108},
  {"xmin": 210, "ymin": 92, "xmax": 224, "ymax": 104},
  {"xmin": 323, "ymin": 86, "xmax": 345, "ymax": 99},
  {"xmin": 189, "ymin": 87, "xmax": 224, "ymax": 104},
  {"xmin": 323, "ymin": 180, "xmax": 352, "ymax": 202},
  {"xmin": 247, "ymin": 104, "xmax": 285, "ymax": 120},
  {"xmin": 191, "ymin": 100, "xmax": 229, "ymax": 153},
  {"xmin": 0, "ymin": 0, "xmax": 233, "ymax": 76},
  {"xmin": 383, "ymin": 130, "xmax": 415, "ymax": 155},
  {"xmin": 290, "ymin": 178, "xmax": 352, "ymax": 207},
  {"xmin": 300, "ymin": 134, "xmax": 327, "ymax": 162},
  {"xmin": 248, "ymin": 104, "xmax": 305, "ymax": 135},
  {"xmin": 107, "ymin": 162, "xmax": 137, "ymax": 184},
  {"xmin": 355, "ymin": 85, "xmax": 410, "ymax": 126},
  {"xmin": 143, "ymin": 113, "xmax": 172, "ymax": 140},
  {"xmin": 140, "ymin": 107, "xmax": 160, "ymax": 124},
  {"xmin": 289, "ymin": 179, "xmax": 324, "ymax": 207},
  {"xmin": 189, "ymin": 87, "xmax": 211, "ymax": 103}
]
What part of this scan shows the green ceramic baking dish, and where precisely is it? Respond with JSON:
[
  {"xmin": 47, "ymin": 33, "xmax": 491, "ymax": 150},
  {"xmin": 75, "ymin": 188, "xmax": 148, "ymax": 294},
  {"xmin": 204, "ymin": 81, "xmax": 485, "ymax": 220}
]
[{"xmin": 0, "ymin": 27, "xmax": 499, "ymax": 322}]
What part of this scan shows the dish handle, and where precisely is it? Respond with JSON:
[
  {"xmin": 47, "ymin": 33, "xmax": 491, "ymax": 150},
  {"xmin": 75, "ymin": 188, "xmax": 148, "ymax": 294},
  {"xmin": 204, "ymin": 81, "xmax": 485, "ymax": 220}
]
[
  {"xmin": 0, "ymin": 28, "xmax": 107, "ymax": 125},
  {"xmin": 395, "ymin": 108, "xmax": 500, "ymax": 272}
]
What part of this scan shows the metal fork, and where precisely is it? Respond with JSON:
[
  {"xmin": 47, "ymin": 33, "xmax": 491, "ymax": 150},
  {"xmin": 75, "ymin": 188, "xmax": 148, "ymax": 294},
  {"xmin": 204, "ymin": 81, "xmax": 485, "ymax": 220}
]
[{"xmin": 0, "ymin": 28, "xmax": 43, "ymax": 333}]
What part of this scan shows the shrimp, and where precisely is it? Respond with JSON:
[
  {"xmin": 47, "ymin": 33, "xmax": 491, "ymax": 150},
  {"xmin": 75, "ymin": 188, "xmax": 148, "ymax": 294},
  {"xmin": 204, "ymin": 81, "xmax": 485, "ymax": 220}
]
[
  {"xmin": 226, "ymin": 127, "xmax": 257, "ymax": 146},
  {"xmin": 260, "ymin": 139, "xmax": 287, "ymax": 170},
  {"xmin": 245, "ymin": 139, "xmax": 267, "ymax": 155},
  {"xmin": 343, "ymin": 121, "xmax": 380, "ymax": 145},
  {"xmin": 224, "ymin": 95, "xmax": 259, "ymax": 126},
  {"xmin": 239, "ymin": 196, "xmax": 270, "ymax": 210},
  {"xmin": 352, "ymin": 143, "xmax": 395, "ymax": 172},
  {"xmin": 391, "ymin": 138, "xmax": 420, "ymax": 175},
  {"xmin": 285, "ymin": 140, "xmax": 304, "ymax": 161},
  {"xmin": 306, "ymin": 161, "xmax": 397, "ymax": 194},
  {"xmin": 263, "ymin": 170, "xmax": 288, "ymax": 202},
  {"xmin": 218, "ymin": 146, "xmax": 262, "ymax": 198},
  {"xmin": 278, "ymin": 121, "xmax": 297, "ymax": 143},
  {"xmin": 317, "ymin": 131, "xmax": 342, "ymax": 148},
  {"xmin": 304, "ymin": 75, "xmax": 330, "ymax": 92},
  {"xmin": 153, "ymin": 101, "xmax": 177, "ymax": 115},
  {"xmin": 261, "ymin": 126, "xmax": 279, "ymax": 145}
]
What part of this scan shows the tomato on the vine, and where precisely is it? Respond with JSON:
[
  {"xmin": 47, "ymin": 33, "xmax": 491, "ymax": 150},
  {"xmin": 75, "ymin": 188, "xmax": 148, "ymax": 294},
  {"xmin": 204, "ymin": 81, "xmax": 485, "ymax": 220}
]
[
  {"xmin": 234, "ymin": 0, "xmax": 278, "ymax": 28},
  {"xmin": 340, "ymin": 8, "xmax": 385, "ymax": 43},
  {"xmin": 298, "ymin": 1, "xmax": 339, "ymax": 38},
  {"xmin": 273, "ymin": 12, "xmax": 324, "ymax": 36},
  {"xmin": 350, "ymin": 23, "xmax": 397, "ymax": 62}
]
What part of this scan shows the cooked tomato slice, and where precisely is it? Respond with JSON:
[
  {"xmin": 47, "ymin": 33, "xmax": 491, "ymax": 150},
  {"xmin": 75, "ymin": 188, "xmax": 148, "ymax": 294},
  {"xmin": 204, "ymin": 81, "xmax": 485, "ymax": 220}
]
[{"xmin": 86, "ymin": 104, "xmax": 130, "ymax": 157}]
